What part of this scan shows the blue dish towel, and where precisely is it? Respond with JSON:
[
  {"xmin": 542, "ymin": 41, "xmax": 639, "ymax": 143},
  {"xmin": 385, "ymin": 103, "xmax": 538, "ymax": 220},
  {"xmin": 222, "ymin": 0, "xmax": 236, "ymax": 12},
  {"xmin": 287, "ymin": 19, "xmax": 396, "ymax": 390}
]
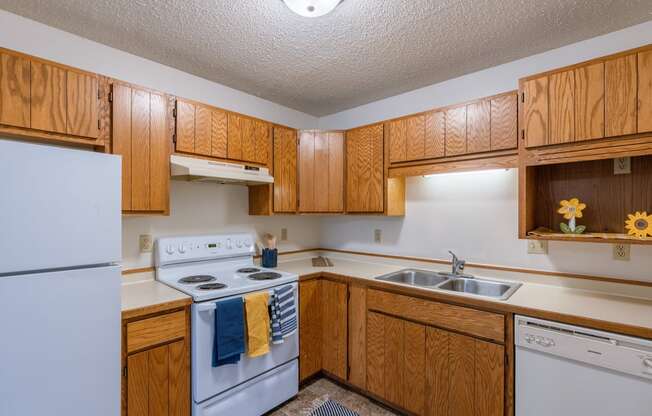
[
  {"xmin": 212, "ymin": 297, "xmax": 245, "ymax": 367},
  {"xmin": 270, "ymin": 285, "xmax": 297, "ymax": 344}
]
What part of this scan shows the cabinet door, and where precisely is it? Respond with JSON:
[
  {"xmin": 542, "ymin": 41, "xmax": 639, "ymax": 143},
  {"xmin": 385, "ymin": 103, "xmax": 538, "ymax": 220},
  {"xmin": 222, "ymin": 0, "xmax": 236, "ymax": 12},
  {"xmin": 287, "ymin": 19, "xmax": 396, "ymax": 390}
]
[
  {"xmin": 298, "ymin": 130, "xmax": 315, "ymax": 212},
  {"xmin": 388, "ymin": 118, "xmax": 406, "ymax": 163},
  {"xmin": 466, "ymin": 100, "xmax": 490, "ymax": 153},
  {"xmin": 127, "ymin": 340, "xmax": 189, "ymax": 416},
  {"xmin": 0, "ymin": 52, "xmax": 30, "ymax": 128},
  {"xmin": 347, "ymin": 284, "xmax": 366, "ymax": 389},
  {"xmin": 445, "ymin": 106, "xmax": 467, "ymax": 156},
  {"xmin": 549, "ymin": 70, "xmax": 575, "ymax": 144},
  {"xmin": 113, "ymin": 84, "xmax": 168, "ymax": 213},
  {"xmin": 299, "ymin": 279, "xmax": 322, "ymax": 382},
  {"xmin": 273, "ymin": 127, "xmax": 297, "ymax": 212},
  {"xmin": 194, "ymin": 105, "xmax": 212, "ymax": 156},
  {"xmin": 424, "ymin": 110, "xmax": 445, "ymax": 158},
  {"xmin": 321, "ymin": 280, "xmax": 348, "ymax": 379},
  {"xmin": 314, "ymin": 131, "xmax": 330, "ymax": 211},
  {"xmin": 639, "ymin": 50, "xmax": 652, "ymax": 133},
  {"xmin": 490, "ymin": 94, "xmax": 518, "ymax": 150},
  {"xmin": 175, "ymin": 100, "xmax": 195, "ymax": 153},
  {"xmin": 66, "ymin": 71, "xmax": 98, "ymax": 138},
  {"xmin": 523, "ymin": 76, "xmax": 549, "ymax": 148},
  {"xmin": 346, "ymin": 124, "xmax": 384, "ymax": 213},
  {"xmin": 605, "ymin": 54, "xmax": 637, "ymax": 137},
  {"xmin": 425, "ymin": 328, "xmax": 450, "ymax": 416},
  {"xmin": 254, "ymin": 120, "xmax": 270, "ymax": 165},
  {"xmin": 575, "ymin": 62, "xmax": 605, "ymax": 141},
  {"xmin": 210, "ymin": 109, "xmax": 228, "ymax": 158},
  {"xmin": 327, "ymin": 132, "xmax": 344, "ymax": 212},
  {"xmin": 30, "ymin": 61, "xmax": 66, "ymax": 134},
  {"xmin": 406, "ymin": 115, "xmax": 425, "ymax": 160},
  {"xmin": 227, "ymin": 113, "xmax": 243, "ymax": 160},
  {"xmin": 403, "ymin": 321, "xmax": 426, "ymax": 415},
  {"xmin": 241, "ymin": 117, "xmax": 256, "ymax": 162}
]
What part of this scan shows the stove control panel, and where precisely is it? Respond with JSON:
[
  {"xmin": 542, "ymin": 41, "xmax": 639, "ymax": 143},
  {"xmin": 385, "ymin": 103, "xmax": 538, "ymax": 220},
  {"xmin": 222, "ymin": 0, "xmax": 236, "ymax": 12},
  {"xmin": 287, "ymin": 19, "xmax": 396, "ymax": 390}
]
[{"xmin": 155, "ymin": 233, "xmax": 255, "ymax": 266}]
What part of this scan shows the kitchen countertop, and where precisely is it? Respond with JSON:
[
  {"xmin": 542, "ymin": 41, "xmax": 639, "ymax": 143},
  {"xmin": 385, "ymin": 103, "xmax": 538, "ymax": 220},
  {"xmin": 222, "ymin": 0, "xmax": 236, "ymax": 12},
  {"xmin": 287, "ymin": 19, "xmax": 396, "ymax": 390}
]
[
  {"xmin": 277, "ymin": 254, "xmax": 652, "ymax": 338},
  {"xmin": 119, "ymin": 251, "xmax": 652, "ymax": 338},
  {"xmin": 121, "ymin": 279, "xmax": 191, "ymax": 319}
]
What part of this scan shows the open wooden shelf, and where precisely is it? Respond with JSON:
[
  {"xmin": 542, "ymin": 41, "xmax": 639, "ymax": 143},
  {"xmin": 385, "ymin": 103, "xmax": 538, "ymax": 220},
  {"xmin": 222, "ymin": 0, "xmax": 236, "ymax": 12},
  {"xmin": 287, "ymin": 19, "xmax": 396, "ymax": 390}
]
[{"xmin": 526, "ymin": 229, "xmax": 652, "ymax": 245}]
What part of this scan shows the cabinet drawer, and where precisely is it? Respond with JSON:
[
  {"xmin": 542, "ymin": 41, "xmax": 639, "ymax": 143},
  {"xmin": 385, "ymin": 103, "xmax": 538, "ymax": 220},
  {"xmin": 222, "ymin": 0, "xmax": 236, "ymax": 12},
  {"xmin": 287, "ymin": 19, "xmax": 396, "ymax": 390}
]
[
  {"xmin": 367, "ymin": 289, "xmax": 504, "ymax": 342},
  {"xmin": 126, "ymin": 310, "xmax": 186, "ymax": 353}
]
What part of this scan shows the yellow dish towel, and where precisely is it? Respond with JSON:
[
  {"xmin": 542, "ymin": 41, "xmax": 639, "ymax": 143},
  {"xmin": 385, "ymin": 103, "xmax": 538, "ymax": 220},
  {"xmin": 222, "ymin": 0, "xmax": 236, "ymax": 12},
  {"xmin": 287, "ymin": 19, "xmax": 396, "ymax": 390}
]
[{"xmin": 244, "ymin": 292, "xmax": 270, "ymax": 357}]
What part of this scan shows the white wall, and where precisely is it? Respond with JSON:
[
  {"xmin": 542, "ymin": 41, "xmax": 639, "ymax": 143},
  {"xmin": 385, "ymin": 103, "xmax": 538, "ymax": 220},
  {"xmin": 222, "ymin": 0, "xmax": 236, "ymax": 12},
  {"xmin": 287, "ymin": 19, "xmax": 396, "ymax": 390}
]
[
  {"xmin": 123, "ymin": 181, "xmax": 321, "ymax": 269},
  {"xmin": 0, "ymin": 10, "xmax": 317, "ymax": 129},
  {"xmin": 320, "ymin": 172, "xmax": 652, "ymax": 283},
  {"xmin": 318, "ymin": 20, "xmax": 652, "ymax": 130}
]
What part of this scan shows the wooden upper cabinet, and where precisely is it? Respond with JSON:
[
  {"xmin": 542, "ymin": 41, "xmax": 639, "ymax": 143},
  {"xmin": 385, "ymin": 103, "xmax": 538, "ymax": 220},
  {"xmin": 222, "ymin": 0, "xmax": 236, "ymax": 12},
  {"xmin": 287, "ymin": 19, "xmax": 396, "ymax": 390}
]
[
  {"xmin": 30, "ymin": 61, "xmax": 66, "ymax": 134},
  {"xmin": 0, "ymin": 52, "xmax": 30, "ymax": 128},
  {"xmin": 254, "ymin": 120, "xmax": 270, "ymax": 165},
  {"xmin": 388, "ymin": 118, "xmax": 406, "ymax": 163},
  {"xmin": 424, "ymin": 110, "xmax": 445, "ymax": 158},
  {"xmin": 406, "ymin": 115, "xmax": 426, "ymax": 161},
  {"xmin": 605, "ymin": 54, "xmax": 637, "ymax": 137},
  {"xmin": 466, "ymin": 100, "xmax": 490, "ymax": 153},
  {"xmin": 273, "ymin": 126, "xmax": 298, "ymax": 213},
  {"xmin": 112, "ymin": 83, "xmax": 169, "ymax": 214},
  {"xmin": 523, "ymin": 76, "xmax": 549, "ymax": 148},
  {"xmin": 227, "ymin": 113, "xmax": 243, "ymax": 160},
  {"xmin": 175, "ymin": 100, "xmax": 195, "ymax": 153},
  {"xmin": 298, "ymin": 130, "xmax": 344, "ymax": 213},
  {"xmin": 490, "ymin": 93, "xmax": 518, "ymax": 150},
  {"xmin": 549, "ymin": 70, "xmax": 575, "ymax": 145},
  {"xmin": 66, "ymin": 71, "xmax": 99, "ymax": 138},
  {"xmin": 210, "ymin": 109, "xmax": 228, "ymax": 158},
  {"xmin": 445, "ymin": 106, "xmax": 467, "ymax": 156},
  {"xmin": 574, "ymin": 62, "xmax": 605, "ymax": 141},
  {"xmin": 639, "ymin": 50, "xmax": 652, "ymax": 133},
  {"xmin": 194, "ymin": 105, "xmax": 212, "ymax": 156},
  {"xmin": 346, "ymin": 124, "xmax": 384, "ymax": 213}
]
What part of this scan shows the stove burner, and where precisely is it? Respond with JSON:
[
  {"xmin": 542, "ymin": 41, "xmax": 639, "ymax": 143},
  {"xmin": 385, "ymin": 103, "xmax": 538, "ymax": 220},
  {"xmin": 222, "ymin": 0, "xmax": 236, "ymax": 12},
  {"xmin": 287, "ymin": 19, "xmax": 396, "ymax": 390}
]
[
  {"xmin": 197, "ymin": 283, "xmax": 227, "ymax": 290},
  {"xmin": 178, "ymin": 275, "xmax": 216, "ymax": 284},
  {"xmin": 237, "ymin": 267, "xmax": 261, "ymax": 273},
  {"xmin": 248, "ymin": 272, "xmax": 282, "ymax": 281}
]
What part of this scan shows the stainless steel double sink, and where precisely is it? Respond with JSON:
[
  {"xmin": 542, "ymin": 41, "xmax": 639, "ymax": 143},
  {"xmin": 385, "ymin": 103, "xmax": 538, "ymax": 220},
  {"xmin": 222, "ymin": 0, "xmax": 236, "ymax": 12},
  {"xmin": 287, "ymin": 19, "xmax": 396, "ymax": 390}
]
[{"xmin": 375, "ymin": 268, "xmax": 521, "ymax": 301}]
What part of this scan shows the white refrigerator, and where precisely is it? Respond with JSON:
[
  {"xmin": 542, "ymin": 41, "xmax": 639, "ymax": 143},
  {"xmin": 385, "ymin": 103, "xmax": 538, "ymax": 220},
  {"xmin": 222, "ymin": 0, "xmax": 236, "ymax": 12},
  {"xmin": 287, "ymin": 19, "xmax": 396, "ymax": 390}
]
[{"xmin": 0, "ymin": 139, "xmax": 121, "ymax": 416}]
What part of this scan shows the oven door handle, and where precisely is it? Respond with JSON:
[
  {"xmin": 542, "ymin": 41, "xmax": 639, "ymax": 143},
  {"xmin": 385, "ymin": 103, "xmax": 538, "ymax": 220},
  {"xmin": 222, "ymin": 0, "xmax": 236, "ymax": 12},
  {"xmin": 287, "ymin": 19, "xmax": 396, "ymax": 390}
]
[{"xmin": 196, "ymin": 303, "xmax": 217, "ymax": 313}]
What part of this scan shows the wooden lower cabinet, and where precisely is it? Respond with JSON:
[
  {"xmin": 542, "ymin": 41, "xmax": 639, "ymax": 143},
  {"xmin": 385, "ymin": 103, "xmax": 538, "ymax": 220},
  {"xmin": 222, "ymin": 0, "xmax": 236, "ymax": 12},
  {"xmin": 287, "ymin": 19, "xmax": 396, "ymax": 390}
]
[
  {"xmin": 123, "ymin": 307, "xmax": 190, "ymax": 416},
  {"xmin": 127, "ymin": 340, "xmax": 189, "ymax": 416},
  {"xmin": 299, "ymin": 279, "xmax": 323, "ymax": 381},
  {"xmin": 366, "ymin": 311, "xmax": 504, "ymax": 416}
]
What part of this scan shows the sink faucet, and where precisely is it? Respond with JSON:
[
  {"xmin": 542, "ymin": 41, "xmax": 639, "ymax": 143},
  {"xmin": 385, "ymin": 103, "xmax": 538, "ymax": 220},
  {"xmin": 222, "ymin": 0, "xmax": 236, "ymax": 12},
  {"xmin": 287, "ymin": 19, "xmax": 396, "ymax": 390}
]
[{"xmin": 448, "ymin": 251, "xmax": 466, "ymax": 276}]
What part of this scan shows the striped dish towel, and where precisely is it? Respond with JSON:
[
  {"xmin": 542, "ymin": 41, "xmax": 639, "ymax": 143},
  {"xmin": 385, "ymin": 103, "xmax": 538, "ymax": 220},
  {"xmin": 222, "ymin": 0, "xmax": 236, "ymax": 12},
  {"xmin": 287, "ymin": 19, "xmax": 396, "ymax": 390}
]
[{"xmin": 270, "ymin": 285, "xmax": 297, "ymax": 344}]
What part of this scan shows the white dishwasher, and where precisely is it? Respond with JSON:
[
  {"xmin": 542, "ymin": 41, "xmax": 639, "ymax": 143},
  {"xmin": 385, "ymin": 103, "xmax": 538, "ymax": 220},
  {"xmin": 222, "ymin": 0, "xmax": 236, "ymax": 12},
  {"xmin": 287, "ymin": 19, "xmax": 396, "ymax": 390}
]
[{"xmin": 515, "ymin": 315, "xmax": 652, "ymax": 416}]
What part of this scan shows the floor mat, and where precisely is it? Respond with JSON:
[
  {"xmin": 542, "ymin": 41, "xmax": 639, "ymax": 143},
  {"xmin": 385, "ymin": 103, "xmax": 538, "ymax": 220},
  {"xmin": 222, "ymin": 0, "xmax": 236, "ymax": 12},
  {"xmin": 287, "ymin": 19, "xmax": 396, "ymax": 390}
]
[{"xmin": 309, "ymin": 398, "xmax": 359, "ymax": 416}]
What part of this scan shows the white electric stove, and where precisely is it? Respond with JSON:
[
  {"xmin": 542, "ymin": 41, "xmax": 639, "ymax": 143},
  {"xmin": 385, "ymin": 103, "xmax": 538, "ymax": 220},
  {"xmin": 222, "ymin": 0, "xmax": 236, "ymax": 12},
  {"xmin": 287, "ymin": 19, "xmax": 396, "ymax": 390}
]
[{"xmin": 155, "ymin": 233, "xmax": 299, "ymax": 416}]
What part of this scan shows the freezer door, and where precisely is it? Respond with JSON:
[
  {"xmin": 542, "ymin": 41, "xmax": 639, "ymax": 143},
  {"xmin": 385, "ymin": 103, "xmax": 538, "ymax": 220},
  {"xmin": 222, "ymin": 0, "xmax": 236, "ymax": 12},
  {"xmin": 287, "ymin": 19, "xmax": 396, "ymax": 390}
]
[
  {"xmin": 0, "ymin": 265, "xmax": 121, "ymax": 416},
  {"xmin": 0, "ymin": 139, "xmax": 121, "ymax": 274}
]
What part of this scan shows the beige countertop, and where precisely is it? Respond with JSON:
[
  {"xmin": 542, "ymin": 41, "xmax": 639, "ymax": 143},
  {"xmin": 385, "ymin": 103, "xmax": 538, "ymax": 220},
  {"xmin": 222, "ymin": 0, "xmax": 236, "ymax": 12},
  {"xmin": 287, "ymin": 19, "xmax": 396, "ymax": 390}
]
[
  {"xmin": 119, "ymin": 251, "xmax": 652, "ymax": 337},
  {"xmin": 277, "ymin": 254, "xmax": 652, "ymax": 337},
  {"xmin": 121, "ymin": 279, "xmax": 191, "ymax": 316}
]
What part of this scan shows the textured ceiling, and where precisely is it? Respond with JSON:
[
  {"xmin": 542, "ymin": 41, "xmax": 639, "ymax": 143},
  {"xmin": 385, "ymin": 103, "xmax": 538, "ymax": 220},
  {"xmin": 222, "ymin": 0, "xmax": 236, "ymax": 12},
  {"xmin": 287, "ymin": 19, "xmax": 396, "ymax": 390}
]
[{"xmin": 1, "ymin": 0, "xmax": 651, "ymax": 116}]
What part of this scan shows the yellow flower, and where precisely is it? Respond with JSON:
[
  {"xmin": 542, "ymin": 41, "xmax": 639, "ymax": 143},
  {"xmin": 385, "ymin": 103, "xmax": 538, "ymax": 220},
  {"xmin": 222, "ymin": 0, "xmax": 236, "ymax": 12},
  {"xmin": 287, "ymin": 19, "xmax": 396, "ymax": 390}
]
[
  {"xmin": 558, "ymin": 198, "xmax": 586, "ymax": 220},
  {"xmin": 625, "ymin": 212, "xmax": 652, "ymax": 238}
]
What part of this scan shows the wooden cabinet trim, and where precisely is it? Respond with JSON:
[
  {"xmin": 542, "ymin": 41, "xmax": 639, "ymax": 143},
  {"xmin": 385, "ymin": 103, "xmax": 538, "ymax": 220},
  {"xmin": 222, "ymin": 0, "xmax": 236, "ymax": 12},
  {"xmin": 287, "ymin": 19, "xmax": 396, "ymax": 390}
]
[{"xmin": 126, "ymin": 310, "xmax": 186, "ymax": 353}]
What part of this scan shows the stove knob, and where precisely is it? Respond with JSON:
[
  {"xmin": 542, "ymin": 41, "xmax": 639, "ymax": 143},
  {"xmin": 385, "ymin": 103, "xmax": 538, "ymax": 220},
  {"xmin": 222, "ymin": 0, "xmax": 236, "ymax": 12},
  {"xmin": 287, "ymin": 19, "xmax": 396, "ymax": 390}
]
[
  {"xmin": 644, "ymin": 358, "xmax": 652, "ymax": 368},
  {"xmin": 165, "ymin": 245, "xmax": 175, "ymax": 255},
  {"xmin": 178, "ymin": 244, "xmax": 187, "ymax": 254},
  {"xmin": 236, "ymin": 240, "xmax": 243, "ymax": 248},
  {"xmin": 243, "ymin": 240, "xmax": 251, "ymax": 248},
  {"xmin": 226, "ymin": 239, "xmax": 232, "ymax": 249}
]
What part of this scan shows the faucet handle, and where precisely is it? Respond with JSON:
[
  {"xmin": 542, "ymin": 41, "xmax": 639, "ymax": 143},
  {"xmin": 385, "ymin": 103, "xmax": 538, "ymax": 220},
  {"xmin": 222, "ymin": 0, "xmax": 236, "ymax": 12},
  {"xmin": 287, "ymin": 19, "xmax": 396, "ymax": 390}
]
[{"xmin": 448, "ymin": 250, "xmax": 457, "ymax": 261}]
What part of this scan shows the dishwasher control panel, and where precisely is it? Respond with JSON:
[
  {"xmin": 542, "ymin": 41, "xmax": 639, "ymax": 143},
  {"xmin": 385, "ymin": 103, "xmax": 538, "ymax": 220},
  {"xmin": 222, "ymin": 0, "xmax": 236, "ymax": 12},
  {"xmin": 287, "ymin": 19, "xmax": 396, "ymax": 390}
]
[{"xmin": 516, "ymin": 315, "xmax": 652, "ymax": 380}]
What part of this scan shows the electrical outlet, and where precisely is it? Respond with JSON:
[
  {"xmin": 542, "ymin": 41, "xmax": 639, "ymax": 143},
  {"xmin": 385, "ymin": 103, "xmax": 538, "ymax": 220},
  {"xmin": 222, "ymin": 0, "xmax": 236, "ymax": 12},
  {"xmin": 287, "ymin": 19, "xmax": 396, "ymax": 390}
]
[
  {"xmin": 613, "ymin": 244, "xmax": 630, "ymax": 261},
  {"xmin": 614, "ymin": 157, "xmax": 631, "ymax": 175},
  {"xmin": 374, "ymin": 229, "xmax": 382, "ymax": 243},
  {"xmin": 280, "ymin": 228, "xmax": 288, "ymax": 241},
  {"xmin": 527, "ymin": 240, "xmax": 548, "ymax": 254},
  {"xmin": 139, "ymin": 234, "xmax": 153, "ymax": 253}
]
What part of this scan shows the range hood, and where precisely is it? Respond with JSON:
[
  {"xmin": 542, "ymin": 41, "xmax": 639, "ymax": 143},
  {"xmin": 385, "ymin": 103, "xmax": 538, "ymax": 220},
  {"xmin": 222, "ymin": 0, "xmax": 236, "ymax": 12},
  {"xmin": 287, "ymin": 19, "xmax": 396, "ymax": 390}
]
[{"xmin": 170, "ymin": 155, "xmax": 274, "ymax": 185}]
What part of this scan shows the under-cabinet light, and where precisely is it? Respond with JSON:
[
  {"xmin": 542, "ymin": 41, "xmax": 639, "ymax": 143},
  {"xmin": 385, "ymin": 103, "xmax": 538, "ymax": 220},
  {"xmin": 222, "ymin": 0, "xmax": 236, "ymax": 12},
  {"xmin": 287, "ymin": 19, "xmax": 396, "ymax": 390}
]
[{"xmin": 423, "ymin": 168, "xmax": 511, "ymax": 178}]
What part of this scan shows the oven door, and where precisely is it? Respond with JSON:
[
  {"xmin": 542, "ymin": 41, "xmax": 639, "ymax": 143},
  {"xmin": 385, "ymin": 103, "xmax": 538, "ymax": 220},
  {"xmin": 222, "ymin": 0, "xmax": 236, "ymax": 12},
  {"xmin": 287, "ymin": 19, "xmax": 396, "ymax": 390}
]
[{"xmin": 192, "ymin": 282, "xmax": 299, "ymax": 404}]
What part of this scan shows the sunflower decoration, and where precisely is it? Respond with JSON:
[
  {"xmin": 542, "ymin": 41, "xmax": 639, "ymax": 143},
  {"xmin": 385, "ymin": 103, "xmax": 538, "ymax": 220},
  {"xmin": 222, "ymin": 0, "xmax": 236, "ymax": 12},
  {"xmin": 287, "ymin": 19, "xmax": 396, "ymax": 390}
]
[
  {"xmin": 558, "ymin": 198, "xmax": 587, "ymax": 234},
  {"xmin": 625, "ymin": 212, "xmax": 652, "ymax": 238}
]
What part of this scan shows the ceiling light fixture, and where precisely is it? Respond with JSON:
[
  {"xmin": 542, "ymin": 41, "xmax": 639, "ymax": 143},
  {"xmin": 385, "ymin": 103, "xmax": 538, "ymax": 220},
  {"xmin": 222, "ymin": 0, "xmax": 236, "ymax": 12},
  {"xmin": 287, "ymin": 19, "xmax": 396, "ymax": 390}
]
[{"xmin": 282, "ymin": 0, "xmax": 342, "ymax": 17}]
